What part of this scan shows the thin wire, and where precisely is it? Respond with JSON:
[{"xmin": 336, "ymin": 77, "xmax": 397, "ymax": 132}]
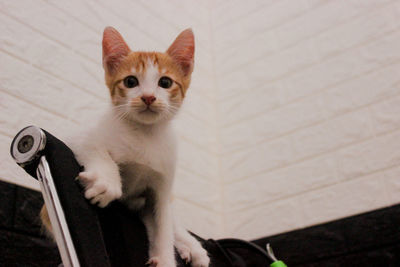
[{"xmin": 266, "ymin": 243, "xmax": 278, "ymax": 262}]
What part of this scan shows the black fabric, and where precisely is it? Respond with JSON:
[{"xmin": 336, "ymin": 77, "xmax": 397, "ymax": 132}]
[
  {"xmin": 0, "ymin": 228, "xmax": 60, "ymax": 267},
  {"xmin": 0, "ymin": 181, "xmax": 61, "ymax": 267},
  {"xmin": 252, "ymin": 204, "xmax": 400, "ymax": 266},
  {"xmin": 0, "ymin": 180, "xmax": 16, "ymax": 229},
  {"xmin": 98, "ymin": 202, "xmax": 149, "ymax": 267}
]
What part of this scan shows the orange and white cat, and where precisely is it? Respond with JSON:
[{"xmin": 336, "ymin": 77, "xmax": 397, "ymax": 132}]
[{"xmin": 43, "ymin": 27, "xmax": 210, "ymax": 267}]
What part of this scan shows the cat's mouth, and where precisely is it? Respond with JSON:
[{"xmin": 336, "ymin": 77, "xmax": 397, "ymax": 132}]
[{"xmin": 139, "ymin": 106, "xmax": 158, "ymax": 114}]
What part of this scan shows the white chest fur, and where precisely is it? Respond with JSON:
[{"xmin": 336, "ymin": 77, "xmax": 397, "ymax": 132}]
[
  {"xmin": 107, "ymin": 117, "xmax": 177, "ymax": 178},
  {"xmin": 70, "ymin": 109, "xmax": 177, "ymax": 198}
]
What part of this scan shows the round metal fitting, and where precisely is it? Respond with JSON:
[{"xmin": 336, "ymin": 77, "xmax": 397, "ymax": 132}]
[{"xmin": 10, "ymin": 126, "xmax": 46, "ymax": 166}]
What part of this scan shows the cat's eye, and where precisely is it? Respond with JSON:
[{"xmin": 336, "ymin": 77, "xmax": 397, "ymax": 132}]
[
  {"xmin": 123, "ymin": 76, "xmax": 139, "ymax": 88},
  {"xmin": 158, "ymin": 76, "xmax": 173, "ymax": 89}
]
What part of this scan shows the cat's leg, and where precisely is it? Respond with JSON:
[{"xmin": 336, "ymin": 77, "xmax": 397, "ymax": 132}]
[
  {"xmin": 142, "ymin": 190, "xmax": 176, "ymax": 267},
  {"xmin": 77, "ymin": 150, "xmax": 122, "ymax": 208},
  {"xmin": 174, "ymin": 219, "xmax": 210, "ymax": 267}
]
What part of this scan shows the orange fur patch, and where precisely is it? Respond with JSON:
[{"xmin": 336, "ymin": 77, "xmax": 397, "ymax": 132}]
[{"xmin": 105, "ymin": 52, "xmax": 191, "ymax": 103}]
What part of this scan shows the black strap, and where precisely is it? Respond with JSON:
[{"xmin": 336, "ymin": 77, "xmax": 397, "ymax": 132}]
[{"xmin": 202, "ymin": 237, "xmax": 273, "ymax": 267}]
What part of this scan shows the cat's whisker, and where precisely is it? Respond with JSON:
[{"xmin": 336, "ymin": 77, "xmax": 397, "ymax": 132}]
[
  {"xmin": 160, "ymin": 108, "xmax": 178, "ymax": 120},
  {"xmin": 112, "ymin": 105, "xmax": 132, "ymax": 121},
  {"xmin": 119, "ymin": 109, "xmax": 131, "ymax": 120}
]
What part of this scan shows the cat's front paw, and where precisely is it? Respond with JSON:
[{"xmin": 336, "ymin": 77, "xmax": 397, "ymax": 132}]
[
  {"xmin": 146, "ymin": 256, "xmax": 176, "ymax": 267},
  {"xmin": 177, "ymin": 245, "xmax": 209, "ymax": 267},
  {"xmin": 191, "ymin": 250, "xmax": 210, "ymax": 267},
  {"xmin": 176, "ymin": 244, "xmax": 191, "ymax": 264},
  {"xmin": 78, "ymin": 171, "xmax": 122, "ymax": 208}
]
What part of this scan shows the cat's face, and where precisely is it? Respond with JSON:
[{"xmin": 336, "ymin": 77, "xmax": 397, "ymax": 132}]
[{"xmin": 102, "ymin": 27, "xmax": 194, "ymax": 125}]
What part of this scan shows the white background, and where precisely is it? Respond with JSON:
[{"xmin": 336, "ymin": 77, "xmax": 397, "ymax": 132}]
[{"xmin": 1, "ymin": 0, "xmax": 400, "ymax": 240}]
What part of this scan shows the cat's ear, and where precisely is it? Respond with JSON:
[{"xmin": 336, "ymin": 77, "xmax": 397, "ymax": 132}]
[
  {"xmin": 166, "ymin": 29, "xmax": 195, "ymax": 76},
  {"xmin": 102, "ymin": 27, "xmax": 131, "ymax": 74}
]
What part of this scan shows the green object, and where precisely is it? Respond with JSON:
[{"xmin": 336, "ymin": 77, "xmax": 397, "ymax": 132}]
[
  {"xmin": 266, "ymin": 243, "xmax": 287, "ymax": 267},
  {"xmin": 270, "ymin": 260, "xmax": 287, "ymax": 267}
]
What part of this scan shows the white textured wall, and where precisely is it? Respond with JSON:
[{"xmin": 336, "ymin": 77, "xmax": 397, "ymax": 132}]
[
  {"xmin": 2, "ymin": 0, "xmax": 400, "ymax": 240},
  {"xmin": 0, "ymin": 0, "xmax": 222, "ymax": 238},
  {"xmin": 212, "ymin": 0, "xmax": 400, "ymax": 239}
]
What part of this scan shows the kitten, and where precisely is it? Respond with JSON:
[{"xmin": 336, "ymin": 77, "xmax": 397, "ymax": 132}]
[{"xmin": 41, "ymin": 27, "xmax": 210, "ymax": 267}]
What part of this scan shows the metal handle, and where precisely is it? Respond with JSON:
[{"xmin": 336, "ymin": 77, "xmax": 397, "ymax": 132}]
[{"xmin": 37, "ymin": 156, "xmax": 80, "ymax": 267}]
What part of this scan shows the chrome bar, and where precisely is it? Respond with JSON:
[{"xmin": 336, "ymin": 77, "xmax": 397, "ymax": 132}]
[{"xmin": 37, "ymin": 156, "xmax": 80, "ymax": 267}]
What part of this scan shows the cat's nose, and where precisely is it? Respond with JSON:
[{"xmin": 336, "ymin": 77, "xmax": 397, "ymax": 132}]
[{"xmin": 141, "ymin": 95, "xmax": 156, "ymax": 106}]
